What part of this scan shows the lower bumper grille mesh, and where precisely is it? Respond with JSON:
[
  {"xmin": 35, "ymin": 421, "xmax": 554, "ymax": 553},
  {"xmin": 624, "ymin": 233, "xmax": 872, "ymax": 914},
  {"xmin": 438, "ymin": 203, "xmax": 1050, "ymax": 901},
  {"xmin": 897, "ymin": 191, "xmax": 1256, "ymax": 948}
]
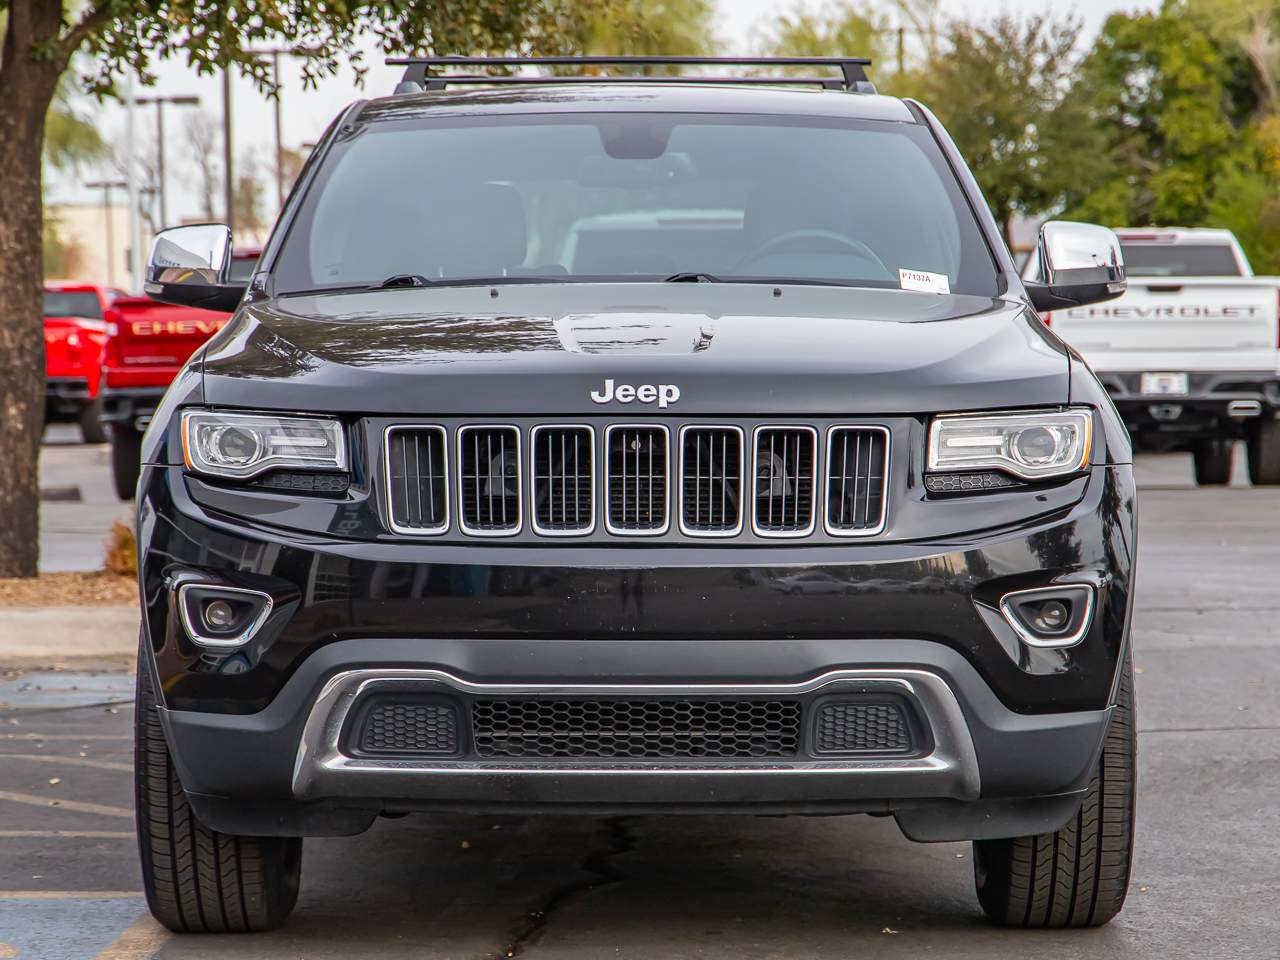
[
  {"xmin": 358, "ymin": 701, "xmax": 459, "ymax": 755},
  {"xmin": 813, "ymin": 701, "xmax": 913, "ymax": 754},
  {"xmin": 471, "ymin": 698, "xmax": 801, "ymax": 759}
]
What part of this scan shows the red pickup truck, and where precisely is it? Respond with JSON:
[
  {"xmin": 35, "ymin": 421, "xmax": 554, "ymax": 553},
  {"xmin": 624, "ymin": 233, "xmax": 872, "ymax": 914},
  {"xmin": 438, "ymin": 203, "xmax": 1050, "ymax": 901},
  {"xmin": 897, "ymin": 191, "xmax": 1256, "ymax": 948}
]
[
  {"xmin": 103, "ymin": 250, "xmax": 259, "ymax": 498},
  {"xmin": 43, "ymin": 282, "xmax": 120, "ymax": 443}
]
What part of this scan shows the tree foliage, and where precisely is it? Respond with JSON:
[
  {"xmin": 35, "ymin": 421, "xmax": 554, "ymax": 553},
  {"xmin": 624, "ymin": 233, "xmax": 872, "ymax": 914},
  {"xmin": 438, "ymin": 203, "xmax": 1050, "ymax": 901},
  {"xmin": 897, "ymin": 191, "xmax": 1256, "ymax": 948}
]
[
  {"xmin": 1067, "ymin": 0, "xmax": 1280, "ymax": 271},
  {"xmin": 754, "ymin": 1, "xmax": 892, "ymax": 70},
  {"xmin": 905, "ymin": 14, "xmax": 1103, "ymax": 243}
]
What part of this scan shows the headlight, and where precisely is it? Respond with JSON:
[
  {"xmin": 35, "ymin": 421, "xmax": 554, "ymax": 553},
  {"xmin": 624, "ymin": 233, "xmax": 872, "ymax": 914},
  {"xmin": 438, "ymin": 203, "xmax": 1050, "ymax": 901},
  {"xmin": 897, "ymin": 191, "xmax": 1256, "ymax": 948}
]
[
  {"xmin": 182, "ymin": 411, "xmax": 347, "ymax": 479},
  {"xmin": 927, "ymin": 409, "xmax": 1091, "ymax": 481}
]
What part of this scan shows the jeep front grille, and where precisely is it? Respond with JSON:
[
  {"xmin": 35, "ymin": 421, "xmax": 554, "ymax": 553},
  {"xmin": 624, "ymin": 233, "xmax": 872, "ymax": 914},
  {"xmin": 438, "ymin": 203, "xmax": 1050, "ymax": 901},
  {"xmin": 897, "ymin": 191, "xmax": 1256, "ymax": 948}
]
[
  {"xmin": 385, "ymin": 426, "xmax": 449, "ymax": 535},
  {"xmin": 458, "ymin": 426, "xmax": 521, "ymax": 535},
  {"xmin": 605, "ymin": 425, "xmax": 669, "ymax": 534},
  {"xmin": 383, "ymin": 422, "xmax": 890, "ymax": 540},
  {"xmin": 752, "ymin": 427, "xmax": 817, "ymax": 536},
  {"xmin": 680, "ymin": 426, "xmax": 744, "ymax": 535},
  {"xmin": 824, "ymin": 427, "xmax": 890, "ymax": 535},
  {"xmin": 532, "ymin": 425, "xmax": 594, "ymax": 535}
]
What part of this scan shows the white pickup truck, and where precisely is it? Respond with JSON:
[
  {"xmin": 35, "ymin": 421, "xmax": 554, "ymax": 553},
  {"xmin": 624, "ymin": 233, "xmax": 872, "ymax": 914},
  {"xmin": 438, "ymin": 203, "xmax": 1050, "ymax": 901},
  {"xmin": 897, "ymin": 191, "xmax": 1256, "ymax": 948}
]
[{"xmin": 1025, "ymin": 228, "xmax": 1280, "ymax": 485}]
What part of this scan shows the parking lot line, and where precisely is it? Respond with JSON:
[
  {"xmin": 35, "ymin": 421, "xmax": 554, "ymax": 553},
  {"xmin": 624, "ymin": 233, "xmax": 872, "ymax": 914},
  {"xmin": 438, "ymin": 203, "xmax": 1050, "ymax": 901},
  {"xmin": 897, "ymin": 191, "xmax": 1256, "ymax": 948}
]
[
  {"xmin": 94, "ymin": 913, "xmax": 170, "ymax": 960},
  {"xmin": 0, "ymin": 891, "xmax": 142, "ymax": 899},
  {"xmin": 1, "ymin": 733, "xmax": 131, "ymax": 742},
  {"xmin": 0, "ymin": 789, "xmax": 132, "ymax": 818},
  {"xmin": 0, "ymin": 830, "xmax": 133, "ymax": 838},
  {"xmin": 0, "ymin": 752, "xmax": 133, "ymax": 772}
]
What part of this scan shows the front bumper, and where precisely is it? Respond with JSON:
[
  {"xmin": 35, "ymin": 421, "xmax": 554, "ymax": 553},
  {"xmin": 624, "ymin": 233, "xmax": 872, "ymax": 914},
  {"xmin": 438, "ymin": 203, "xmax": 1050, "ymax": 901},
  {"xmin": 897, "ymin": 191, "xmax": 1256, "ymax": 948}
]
[
  {"xmin": 102, "ymin": 386, "xmax": 167, "ymax": 432},
  {"xmin": 45, "ymin": 377, "xmax": 92, "ymax": 417},
  {"xmin": 1098, "ymin": 371, "xmax": 1280, "ymax": 446},
  {"xmin": 138, "ymin": 461, "xmax": 1135, "ymax": 841}
]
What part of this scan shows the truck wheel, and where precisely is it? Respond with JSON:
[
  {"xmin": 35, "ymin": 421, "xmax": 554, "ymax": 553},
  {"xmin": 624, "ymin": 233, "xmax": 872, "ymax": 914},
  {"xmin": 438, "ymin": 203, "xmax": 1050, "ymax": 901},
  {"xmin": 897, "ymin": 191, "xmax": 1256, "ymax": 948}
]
[
  {"xmin": 79, "ymin": 397, "xmax": 107, "ymax": 444},
  {"xmin": 1246, "ymin": 419, "xmax": 1280, "ymax": 485},
  {"xmin": 1192, "ymin": 441, "xmax": 1232, "ymax": 486},
  {"xmin": 973, "ymin": 655, "xmax": 1135, "ymax": 928},
  {"xmin": 136, "ymin": 646, "xmax": 302, "ymax": 932},
  {"xmin": 111, "ymin": 427, "xmax": 142, "ymax": 500}
]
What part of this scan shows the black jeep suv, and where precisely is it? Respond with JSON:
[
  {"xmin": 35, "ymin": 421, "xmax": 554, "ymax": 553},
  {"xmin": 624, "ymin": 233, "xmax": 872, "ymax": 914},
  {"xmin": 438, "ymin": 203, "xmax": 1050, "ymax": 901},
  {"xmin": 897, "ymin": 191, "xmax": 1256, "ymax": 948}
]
[{"xmin": 133, "ymin": 57, "xmax": 1136, "ymax": 933}]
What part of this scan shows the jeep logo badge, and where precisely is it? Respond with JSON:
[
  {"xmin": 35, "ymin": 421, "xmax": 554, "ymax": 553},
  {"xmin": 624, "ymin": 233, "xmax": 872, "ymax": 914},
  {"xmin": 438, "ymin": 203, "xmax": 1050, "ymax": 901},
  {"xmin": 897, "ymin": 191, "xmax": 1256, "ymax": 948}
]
[{"xmin": 589, "ymin": 378, "xmax": 681, "ymax": 408}]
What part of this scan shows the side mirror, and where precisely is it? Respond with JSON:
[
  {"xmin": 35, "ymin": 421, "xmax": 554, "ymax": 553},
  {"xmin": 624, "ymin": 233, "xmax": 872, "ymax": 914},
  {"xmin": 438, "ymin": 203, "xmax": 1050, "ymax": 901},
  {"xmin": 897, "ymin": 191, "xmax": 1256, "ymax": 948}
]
[
  {"xmin": 144, "ymin": 223, "xmax": 246, "ymax": 312},
  {"xmin": 1024, "ymin": 220, "xmax": 1126, "ymax": 312}
]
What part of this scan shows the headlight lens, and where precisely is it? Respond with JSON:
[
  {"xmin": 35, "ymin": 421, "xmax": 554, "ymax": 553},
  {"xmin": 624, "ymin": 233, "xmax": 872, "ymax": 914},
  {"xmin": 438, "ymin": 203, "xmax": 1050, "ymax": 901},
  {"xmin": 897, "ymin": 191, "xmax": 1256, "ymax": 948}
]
[
  {"xmin": 182, "ymin": 411, "xmax": 347, "ymax": 479},
  {"xmin": 928, "ymin": 409, "xmax": 1092, "ymax": 481}
]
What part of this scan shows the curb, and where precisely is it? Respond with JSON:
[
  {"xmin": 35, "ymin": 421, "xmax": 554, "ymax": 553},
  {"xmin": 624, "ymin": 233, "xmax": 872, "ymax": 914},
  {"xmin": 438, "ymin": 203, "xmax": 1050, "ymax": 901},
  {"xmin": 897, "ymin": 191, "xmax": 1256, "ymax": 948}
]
[{"xmin": 0, "ymin": 605, "xmax": 138, "ymax": 661}]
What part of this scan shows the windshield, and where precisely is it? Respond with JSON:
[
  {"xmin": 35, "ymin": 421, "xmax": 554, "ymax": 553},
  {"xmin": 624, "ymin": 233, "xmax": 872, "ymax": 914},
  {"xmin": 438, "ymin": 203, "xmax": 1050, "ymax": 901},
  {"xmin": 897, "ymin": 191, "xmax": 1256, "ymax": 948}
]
[
  {"xmin": 43, "ymin": 291, "xmax": 101, "ymax": 319},
  {"xmin": 1120, "ymin": 243, "xmax": 1242, "ymax": 277},
  {"xmin": 273, "ymin": 112, "xmax": 998, "ymax": 297}
]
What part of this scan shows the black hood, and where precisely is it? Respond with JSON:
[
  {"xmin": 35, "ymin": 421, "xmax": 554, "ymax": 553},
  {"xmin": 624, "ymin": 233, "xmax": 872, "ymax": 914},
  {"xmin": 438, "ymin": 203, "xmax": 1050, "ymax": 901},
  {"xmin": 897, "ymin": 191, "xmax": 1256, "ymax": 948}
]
[{"xmin": 200, "ymin": 283, "xmax": 1066, "ymax": 416}]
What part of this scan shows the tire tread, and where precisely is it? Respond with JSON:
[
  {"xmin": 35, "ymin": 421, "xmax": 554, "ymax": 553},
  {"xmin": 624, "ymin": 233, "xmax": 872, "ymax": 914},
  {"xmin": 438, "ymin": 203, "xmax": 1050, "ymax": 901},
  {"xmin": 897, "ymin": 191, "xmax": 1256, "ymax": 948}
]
[
  {"xmin": 974, "ymin": 656, "xmax": 1135, "ymax": 928},
  {"xmin": 134, "ymin": 646, "xmax": 300, "ymax": 933}
]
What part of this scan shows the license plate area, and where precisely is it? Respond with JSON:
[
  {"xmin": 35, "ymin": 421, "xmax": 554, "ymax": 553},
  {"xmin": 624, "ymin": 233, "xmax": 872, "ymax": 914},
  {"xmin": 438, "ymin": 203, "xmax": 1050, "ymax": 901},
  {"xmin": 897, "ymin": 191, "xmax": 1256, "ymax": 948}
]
[{"xmin": 1140, "ymin": 372, "xmax": 1189, "ymax": 396}]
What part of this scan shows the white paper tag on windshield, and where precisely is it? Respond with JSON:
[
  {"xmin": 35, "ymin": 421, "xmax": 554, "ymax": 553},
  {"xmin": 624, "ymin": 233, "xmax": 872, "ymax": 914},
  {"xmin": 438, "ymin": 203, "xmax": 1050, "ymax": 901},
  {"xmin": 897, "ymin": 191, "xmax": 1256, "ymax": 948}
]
[{"xmin": 899, "ymin": 268, "xmax": 950, "ymax": 295}]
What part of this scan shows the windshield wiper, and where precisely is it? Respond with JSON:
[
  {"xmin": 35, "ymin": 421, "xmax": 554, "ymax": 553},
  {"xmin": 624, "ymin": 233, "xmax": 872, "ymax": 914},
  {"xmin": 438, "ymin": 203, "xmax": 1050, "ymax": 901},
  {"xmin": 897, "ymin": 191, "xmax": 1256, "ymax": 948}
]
[
  {"xmin": 375, "ymin": 273, "xmax": 436, "ymax": 289},
  {"xmin": 664, "ymin": 271, "xmax": 723, "ymax": 283}
]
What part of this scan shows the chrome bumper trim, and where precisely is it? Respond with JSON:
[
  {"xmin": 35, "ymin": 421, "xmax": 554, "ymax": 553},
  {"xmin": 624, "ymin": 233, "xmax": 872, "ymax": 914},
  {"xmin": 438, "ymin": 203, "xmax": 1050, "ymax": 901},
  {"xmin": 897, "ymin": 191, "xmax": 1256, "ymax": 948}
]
[{"xmin": 291, "ymin": 668, "xmax": 982, "ymax": 803}]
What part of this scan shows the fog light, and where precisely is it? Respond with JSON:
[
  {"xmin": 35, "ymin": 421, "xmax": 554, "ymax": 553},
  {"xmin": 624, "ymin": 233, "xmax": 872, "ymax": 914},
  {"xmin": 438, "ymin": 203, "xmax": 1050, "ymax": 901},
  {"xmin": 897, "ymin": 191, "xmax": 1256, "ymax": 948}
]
[
  {"xmin": 204, "ymin": 599, "xmax": 237, "ymax": 630},
  {"xmin": 1031, "ymin": 599, "xmax": 1070, "ymax": 633},
  {"xmin": 998, "ymin": 585, "xmax": 1095, "ymax": 649},
  {"xmin": 177, "ymin": 583, "xmax": 274, "ymax": 649}
]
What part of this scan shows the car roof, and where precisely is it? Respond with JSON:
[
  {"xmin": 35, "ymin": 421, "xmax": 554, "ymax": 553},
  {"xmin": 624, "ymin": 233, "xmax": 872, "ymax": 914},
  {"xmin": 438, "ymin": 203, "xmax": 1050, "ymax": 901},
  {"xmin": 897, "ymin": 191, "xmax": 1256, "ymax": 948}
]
[{"xmin": 357, "ymin": 83, "xmax": 917, "ymax": 125}]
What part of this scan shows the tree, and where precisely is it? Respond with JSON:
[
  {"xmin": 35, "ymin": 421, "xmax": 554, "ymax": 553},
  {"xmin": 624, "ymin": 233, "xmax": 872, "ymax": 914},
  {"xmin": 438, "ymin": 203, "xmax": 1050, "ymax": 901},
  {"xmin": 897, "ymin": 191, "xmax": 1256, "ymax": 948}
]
[
  {"xmin": 233, "ymin": 150, "xmax": 268, "ymax": 239},
  {"xmin": 754, "ymin": 1, "xmax": 892, "ymax": 73},
  {"xmin": 1066, "ymin": 5, "xmax": 1243, "ymax": 228},
  {"xmin": 0, "ymin": 0, "xmax": 619, "ymax": 578},
  {"xmin": 44, "ymin": 74, "xmax": 106, "ymax": 173},
  {"xmin": 184, "ymin": 111, "xmax": 222, "ymax": 220},
  {"xmin": 906, "ymin": 14, "xmax": 1103, "ymax": 244},
  {"xmin": 570, "ymin": 0, "xmax": 716, "ymax": 62}
]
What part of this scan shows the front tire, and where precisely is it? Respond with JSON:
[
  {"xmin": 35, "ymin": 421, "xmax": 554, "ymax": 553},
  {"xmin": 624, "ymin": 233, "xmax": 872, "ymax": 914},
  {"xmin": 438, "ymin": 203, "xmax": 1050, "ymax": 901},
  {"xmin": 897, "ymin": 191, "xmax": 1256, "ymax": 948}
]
[
  {"xmin": 973, "ymin": 656, "xmax": 1135, "ymax": 928},
  {"xmin": 111, "ymin": 426, "xmax": 142, "ymax": 500},
  {"xmin": 135, "ymin": 647, "xmax": 302, "ymax": 932},
  {"xmin": 1246, "ymin": 418, "xmax": 1280, "ymax": 485},
  {"xmin": 1192, "ymin": 440, "xmax": 1232, "ymax": 486}
]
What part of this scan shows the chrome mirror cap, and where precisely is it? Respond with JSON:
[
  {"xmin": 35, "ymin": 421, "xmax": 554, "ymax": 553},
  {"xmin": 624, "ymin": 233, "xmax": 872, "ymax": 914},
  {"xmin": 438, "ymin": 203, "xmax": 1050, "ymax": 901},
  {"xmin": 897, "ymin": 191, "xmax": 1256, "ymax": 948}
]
[
  {"xmin": 143, "ymin": 223, "xmax": 245, "ymax": 312},
  {"xmin": 1026, "ymin": 221, "xmax": 1126, "ymax": 313},
  {"xmin": 145, "ymin": 223, "xmax": 233, "ymax": 288}
]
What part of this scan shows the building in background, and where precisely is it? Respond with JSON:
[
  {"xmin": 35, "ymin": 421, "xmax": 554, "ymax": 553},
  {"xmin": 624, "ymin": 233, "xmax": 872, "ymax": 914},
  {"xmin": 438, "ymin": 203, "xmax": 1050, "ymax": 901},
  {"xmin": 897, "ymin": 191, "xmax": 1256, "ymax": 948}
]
[{"xmin": 45, "ymin": 201, "xmax": 141, "ymax": 289}]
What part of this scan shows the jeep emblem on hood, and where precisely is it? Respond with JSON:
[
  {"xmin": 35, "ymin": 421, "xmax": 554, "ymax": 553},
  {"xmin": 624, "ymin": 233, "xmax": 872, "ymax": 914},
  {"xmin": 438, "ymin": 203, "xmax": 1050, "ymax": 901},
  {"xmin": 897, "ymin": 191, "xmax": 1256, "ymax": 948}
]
[{"xmin": 589, "ymin": 378, "xmax": 681, "ymax": 408}]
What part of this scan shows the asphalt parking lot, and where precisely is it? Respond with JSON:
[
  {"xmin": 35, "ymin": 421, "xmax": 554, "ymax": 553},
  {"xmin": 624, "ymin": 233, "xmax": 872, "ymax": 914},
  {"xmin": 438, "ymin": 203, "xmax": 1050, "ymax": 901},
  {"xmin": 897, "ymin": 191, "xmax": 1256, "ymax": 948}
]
[{"xmin": 2, "ymin": 440, "xmax": 1277, "ymax": 959}]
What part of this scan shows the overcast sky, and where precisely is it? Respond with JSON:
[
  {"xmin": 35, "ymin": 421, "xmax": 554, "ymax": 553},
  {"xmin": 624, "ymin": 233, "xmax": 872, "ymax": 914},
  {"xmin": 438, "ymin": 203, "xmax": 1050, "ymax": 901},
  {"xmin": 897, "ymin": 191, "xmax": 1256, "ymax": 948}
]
[{"xmin": 51, "ymin": 0, "xmax": 1156, "ymax": 222}]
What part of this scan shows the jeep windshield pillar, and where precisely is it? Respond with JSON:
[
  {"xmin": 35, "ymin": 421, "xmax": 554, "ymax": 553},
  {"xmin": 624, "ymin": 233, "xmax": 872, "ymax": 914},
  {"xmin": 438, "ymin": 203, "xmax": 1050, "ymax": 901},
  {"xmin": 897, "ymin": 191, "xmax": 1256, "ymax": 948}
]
[{"xmin": 131, "ymin": 56, "xmax": 1137, "ymax": 934}]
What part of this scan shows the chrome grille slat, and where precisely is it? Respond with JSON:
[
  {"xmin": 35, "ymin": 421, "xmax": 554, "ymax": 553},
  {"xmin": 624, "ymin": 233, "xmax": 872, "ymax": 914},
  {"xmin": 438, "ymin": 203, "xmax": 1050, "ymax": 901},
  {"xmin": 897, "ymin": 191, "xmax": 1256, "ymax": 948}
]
[
  {"xmin": 824, "ymin": 426, "xmax": 890, "ymax": 536},
  {"xmin": 752, "ymin": 426, "xmax": 817, "ymax": 537},
  {"xmin": 532, "ymin": 425, "xmax": 594, "ymax": 535},
  {"xmin": 606, "ymin": 425, "xmax": 669, "ymax": 535},
  {"xmin": 679, "ymin": 426, "xmax": 744, "ymax": 536},
  {"xmin": 458, "ymin": 425, "xmax": 521, "ymax": 535},
  {"xmin": 385, "ymin": 426, "xmax": 449, "ymax": 535}
]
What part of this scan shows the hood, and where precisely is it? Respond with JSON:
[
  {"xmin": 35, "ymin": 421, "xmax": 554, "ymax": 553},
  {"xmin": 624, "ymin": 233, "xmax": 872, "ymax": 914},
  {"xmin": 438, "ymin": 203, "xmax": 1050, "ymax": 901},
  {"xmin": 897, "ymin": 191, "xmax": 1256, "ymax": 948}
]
[{"xmin": 200, "ymin": 283, "xmax": 1067, "ymax": 416}]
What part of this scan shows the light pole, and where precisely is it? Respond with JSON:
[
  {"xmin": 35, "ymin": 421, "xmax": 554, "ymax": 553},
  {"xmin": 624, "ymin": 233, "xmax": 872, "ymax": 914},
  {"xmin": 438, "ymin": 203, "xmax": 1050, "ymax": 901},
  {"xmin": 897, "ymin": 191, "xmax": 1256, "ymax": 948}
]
[
  {"xmin": 246, "ymin": 46, "xmax": 322, "ymax": 215},
  {"xmin": 134, "ymin": 94, "xmax": 200, "ymax": 228},
  {"xmin": 223, "ymin": 66, "xmax": 234, "ymax": 232},
  {"xmin": 85, "ymin": 179, "xmax": 128, "ymax": 286}
]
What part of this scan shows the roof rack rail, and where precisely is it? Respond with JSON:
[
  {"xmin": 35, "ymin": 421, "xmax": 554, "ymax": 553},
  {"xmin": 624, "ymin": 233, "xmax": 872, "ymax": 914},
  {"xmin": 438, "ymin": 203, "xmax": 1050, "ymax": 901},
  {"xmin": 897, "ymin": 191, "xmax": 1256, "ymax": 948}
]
[{"xmin": 387, "ymin": 56, "xmax": 876, "ymax": 95}]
